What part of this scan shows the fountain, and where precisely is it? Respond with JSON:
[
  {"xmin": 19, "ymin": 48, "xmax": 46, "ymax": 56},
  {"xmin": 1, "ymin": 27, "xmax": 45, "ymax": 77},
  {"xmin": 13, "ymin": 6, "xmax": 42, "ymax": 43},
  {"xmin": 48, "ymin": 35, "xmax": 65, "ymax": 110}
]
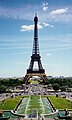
[
  {"xmin": 15, "ymin": 97, "xmax": 29, "ymax": 115},
  {"xmin": 11, "ymin": 95, "xmax": 58, "ymax": 119},
  {"xmin": 39, "ymin": 95, "xmax": 45, "ymax": 114}
]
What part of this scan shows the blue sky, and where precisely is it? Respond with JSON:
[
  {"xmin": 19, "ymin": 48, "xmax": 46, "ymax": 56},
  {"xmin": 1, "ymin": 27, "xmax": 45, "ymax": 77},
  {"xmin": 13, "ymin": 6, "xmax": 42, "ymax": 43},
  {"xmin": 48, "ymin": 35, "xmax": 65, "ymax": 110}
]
[{"xmin": 0, "ymin": 0, "xmax": 72, "ymax": 77}]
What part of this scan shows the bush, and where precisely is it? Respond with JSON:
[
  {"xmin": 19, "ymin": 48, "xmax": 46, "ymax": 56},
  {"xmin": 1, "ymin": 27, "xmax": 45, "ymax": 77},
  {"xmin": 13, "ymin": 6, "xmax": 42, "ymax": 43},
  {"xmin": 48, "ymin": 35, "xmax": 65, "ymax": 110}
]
[{"xmin": 52, "ymin": 83, "xmax": 60, "ymax": 91}]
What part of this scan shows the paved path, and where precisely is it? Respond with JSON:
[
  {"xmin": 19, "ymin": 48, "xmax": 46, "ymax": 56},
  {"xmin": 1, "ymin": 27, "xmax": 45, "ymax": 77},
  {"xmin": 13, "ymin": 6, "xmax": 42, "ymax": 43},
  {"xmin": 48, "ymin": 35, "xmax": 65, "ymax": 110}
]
[{"xmin": 66, "ymin": 97, "xmax": 72, "ymax": 101}]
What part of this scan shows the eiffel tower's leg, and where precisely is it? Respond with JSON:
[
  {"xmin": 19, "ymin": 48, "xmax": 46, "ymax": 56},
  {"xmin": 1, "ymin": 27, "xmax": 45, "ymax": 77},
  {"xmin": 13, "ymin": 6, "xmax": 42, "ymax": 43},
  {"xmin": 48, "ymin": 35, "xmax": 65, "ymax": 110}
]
[
  {"xmin": 38, "ymin": 59, "xmax": 43, "ymax": 70},
  {"xmin": 29, "ymin": 59, "xmax": 34, "ymax": 70},
  {"xmin": 41, "ymin": 74, "xmax": 48, "ymax": 81},
  {"xmin": 23, "ymin": 74, "xmax": 32, "ymax": 84}
]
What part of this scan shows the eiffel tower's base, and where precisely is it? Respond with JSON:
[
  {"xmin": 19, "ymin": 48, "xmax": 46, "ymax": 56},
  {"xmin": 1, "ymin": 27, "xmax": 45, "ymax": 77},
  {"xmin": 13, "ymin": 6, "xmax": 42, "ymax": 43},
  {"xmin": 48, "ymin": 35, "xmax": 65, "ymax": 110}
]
[{"xmin": 23, "ymin": 73, "xmax": 48, "ymax": 84}]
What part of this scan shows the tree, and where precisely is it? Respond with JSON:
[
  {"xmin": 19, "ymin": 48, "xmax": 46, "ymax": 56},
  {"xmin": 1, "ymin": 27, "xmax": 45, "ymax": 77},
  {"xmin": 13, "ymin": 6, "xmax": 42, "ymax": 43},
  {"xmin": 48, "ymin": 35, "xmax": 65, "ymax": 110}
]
[
  {"xmin": 0, "ymin": 85, "xmax": 6, "ymax": 93},
  {"xmin": 52, "ymin": 83, "xmax": 60, "ymax": 92},
  {"xmin": 60, "ymin": 86, "xmax": 66, "ymax": 92}
]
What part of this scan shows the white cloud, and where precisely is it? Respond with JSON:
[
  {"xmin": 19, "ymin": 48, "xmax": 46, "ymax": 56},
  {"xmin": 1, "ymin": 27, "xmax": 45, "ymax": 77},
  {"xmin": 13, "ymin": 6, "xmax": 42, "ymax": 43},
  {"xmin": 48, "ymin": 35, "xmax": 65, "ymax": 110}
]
[
  {"xmin": 21, "ymin": 22, "xmax": 54, "ymax": 32},
  {"xmin": 21, "ymin": 25, "xmax": 34, "ymax": 31},
  {"xmin": 50, "ymin": 8, "xmax": 68, "ymax": 15},
  {"xmin": 21, "ymin": 24, "xmax": 43, "ymax": 31},
  {"xmin": 38, "ymin": 24, "xmax": 43, "ymax": 29},
  {"xmin": 43, "ymin": 6, "xmax": 48, "ymax": 12},
  {"xmin": 21, "ymin": 21, "xmax": 54, "ymax": 32},
  {"xmin": 42, "ymin": 22, "xmax": 54, "ymax": 27},
  {"xmin": 42, "ymin": 1, "xmax": 48, "ymax": 12},
  {"xmin": 0, "ymin": 5, "xmax": 72, "ymax": 23}
]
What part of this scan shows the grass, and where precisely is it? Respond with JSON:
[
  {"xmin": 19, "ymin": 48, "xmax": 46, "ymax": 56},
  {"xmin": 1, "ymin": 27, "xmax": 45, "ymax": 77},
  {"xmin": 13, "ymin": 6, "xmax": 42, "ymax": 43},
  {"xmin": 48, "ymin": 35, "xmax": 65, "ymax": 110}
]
[
  {"xmin": 28, "ymin": 79, "xmax": 39, "ymax": 84},
  {"xmin": 0, "ymin": 95, "xmax": 72, "ymax": 111},
  {"xmin": 0, "ymin": 96, "xmax": 23, "ymax": 110},
  {"xmin": 48, "ymin": 96, "xmax": 72, "ymax": 109}
]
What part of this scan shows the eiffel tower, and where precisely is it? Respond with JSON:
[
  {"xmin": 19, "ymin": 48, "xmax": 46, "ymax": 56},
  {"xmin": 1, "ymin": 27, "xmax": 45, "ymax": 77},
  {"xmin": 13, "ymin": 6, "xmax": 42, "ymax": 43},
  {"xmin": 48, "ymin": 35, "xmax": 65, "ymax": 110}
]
[{"xmin": 24, "ymin": 14, "xmax": 47, "ymax": 84}]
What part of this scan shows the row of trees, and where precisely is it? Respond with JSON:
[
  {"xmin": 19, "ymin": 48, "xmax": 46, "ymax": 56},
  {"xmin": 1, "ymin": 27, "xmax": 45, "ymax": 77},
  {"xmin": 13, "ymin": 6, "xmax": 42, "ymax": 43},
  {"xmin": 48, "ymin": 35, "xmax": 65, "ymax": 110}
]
[
  {"xmin": 48, "ymin": 77, "xmax": 72, "ymax": 88},
  {"xmin": 0, "ymin": 78, "xmax": 24, "ymax": 93},
  {"xmin": 0, "ymin": 77, "xmax": 72, "ymax": 92},
  {"xmin": 40, "ymin": 77, "xmax": 72, "ymax": 92},
  {"xmin": 0, "ymin": 78, "xmax": 23, "ymax": 87}
]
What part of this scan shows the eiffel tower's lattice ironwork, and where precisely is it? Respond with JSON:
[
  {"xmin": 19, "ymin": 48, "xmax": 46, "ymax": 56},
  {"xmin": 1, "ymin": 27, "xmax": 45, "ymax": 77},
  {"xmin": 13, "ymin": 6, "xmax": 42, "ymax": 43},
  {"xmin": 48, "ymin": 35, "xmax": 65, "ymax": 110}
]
[{"xmin": 24, "ymin": 14, "xmax": 47, "ymax": 84}]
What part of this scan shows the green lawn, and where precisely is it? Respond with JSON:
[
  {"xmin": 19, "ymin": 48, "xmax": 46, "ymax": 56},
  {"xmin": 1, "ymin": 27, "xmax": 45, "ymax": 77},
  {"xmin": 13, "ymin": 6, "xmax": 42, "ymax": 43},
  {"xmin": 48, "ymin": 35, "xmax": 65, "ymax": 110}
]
[
  {"xmin": 0, "ymin": 95, "xmax": 72, "ymax": 111},
  {"xmin": 0, "ymin": 96, "xmax": 23, "ymax": 110},
  {"xmin": 28, "ymin": 79, "xmax": 39, "ymax": 84},
  {"xmin": 48, "ymin": 96, "xmax": 72, "ymax": 109}
]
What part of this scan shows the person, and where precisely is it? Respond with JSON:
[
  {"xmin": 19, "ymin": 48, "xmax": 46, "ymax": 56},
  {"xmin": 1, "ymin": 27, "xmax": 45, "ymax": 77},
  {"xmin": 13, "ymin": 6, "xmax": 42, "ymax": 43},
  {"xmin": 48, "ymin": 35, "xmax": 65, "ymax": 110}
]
[{"xmin": 64, "ymin": 109, "xmax": 70, "ymax": 116}]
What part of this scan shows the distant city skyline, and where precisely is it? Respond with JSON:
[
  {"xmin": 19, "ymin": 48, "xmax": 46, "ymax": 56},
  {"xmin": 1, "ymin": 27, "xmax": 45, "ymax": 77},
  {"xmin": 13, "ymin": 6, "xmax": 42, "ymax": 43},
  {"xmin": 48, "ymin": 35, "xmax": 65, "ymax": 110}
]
[{"xmin": 0, "ymin": 0, "xmax": 72, "ymax": 77}]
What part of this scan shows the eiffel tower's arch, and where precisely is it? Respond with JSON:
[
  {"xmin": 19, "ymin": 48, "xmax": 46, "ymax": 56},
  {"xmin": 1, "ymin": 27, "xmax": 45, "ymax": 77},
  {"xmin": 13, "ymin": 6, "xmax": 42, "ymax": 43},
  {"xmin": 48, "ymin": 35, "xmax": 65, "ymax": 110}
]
[{"xmin": 23, "ymin": 73, "xmax": 47, "ymax": 84}]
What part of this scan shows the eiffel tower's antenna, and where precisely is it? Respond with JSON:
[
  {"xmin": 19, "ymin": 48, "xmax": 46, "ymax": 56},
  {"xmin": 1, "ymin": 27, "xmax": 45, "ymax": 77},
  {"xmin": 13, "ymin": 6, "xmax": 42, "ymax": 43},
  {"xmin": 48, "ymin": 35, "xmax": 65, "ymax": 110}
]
[{"xmin": 32, "ymin": 13, "xmax": 39, "ymax": 55}]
